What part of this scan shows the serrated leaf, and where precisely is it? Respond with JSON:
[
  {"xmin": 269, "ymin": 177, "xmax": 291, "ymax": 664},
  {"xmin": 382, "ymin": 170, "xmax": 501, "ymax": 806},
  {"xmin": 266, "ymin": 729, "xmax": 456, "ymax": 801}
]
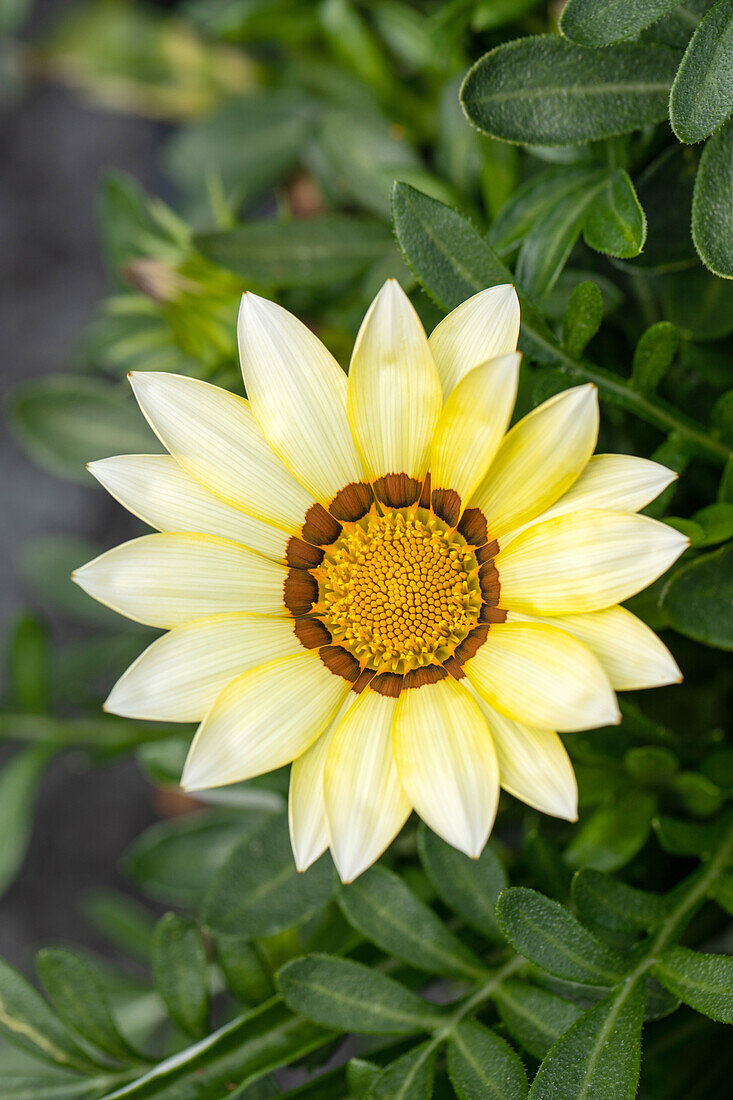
[
  {"xmin": 692, "ymin": 119, "xmax": 733, "ymax": 278},
  {"xmin": 527, "ymin": 981, "xmax": 645, "ymax": 1100},
  {"xmin": 562, "ymin": 280, "xmax": 603, "ymax": 357},
  {"xmin": 670, "ymin": 0, "xmax": 733, "ymax": 143},
  {"xmin": 560, "ymin": 0, "xmax": 682, "ymax": 46},
  {"xmin": 151, "ymin": 915, "xmax": 209, "ymax": 1040},
  {"xmin": 277, "ymin": 955, "xmax": 442, "ymax": 1035},
  {"xmin": 338, "ymin": 866, "xmax": 484, "ymax": 979},
  {"xmin": 447, "ymin": 1019, "xmax": 528, "ymax": 1099},
  {"xmin": 660, "ymin": 543, "xmax": 733, "ymax": 650},
  {"xmin": 36, "ymin": 950, "xmax": 142, "ymax": 1065},
  {"xmin": 366, "ymin": 1041, "xmax": 437, "ymax": 1098},
  {"xmin": 632, "ymin": 321, "xmax": 679, "ymax": 394},
  {"xmin": 460, "ymin": 37, "xmax": 679, "ymax": 145},
  {"xmin": 653, "ymin": 946, "xmax": 733, "ymax": 1022},
  {"xmin": 417, "ymin": 823, "xmax": 506, "ymax": 940},
  {"xmin": 582, "ymin": 169, "xmax": 646, "ymax": 258},
  {"xmin": 564, "ymin": 792, "xmax": 656, "ymax": 873},
  {"xmin": 494, "ymin": 980, "xmax": 583, "ymax": 1060},
  {"xmin": 205, "ymin": 817, "xmax": 335, "ymax": 937},
  {"xmin": 572, "ymin": 870, "xmax": 670, "ymax": 933},
  {"xmin": 496, "ymin": 888, "xmax": 627, "ymax": 985}
]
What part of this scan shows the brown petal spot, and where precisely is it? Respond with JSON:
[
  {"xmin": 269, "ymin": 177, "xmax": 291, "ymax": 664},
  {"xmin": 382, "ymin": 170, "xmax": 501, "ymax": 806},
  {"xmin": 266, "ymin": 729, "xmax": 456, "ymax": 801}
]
[
  {"xmin": 442, "ymin": 656, "xmax": 465, "ymax": 680},
  {"xmin": 479, "ymin": 605, "xmax": 508, "ymax": 625},
  {"xmin": 453, "ymin": 625, "xmax": 489, "ymax": 666},
  {"xmin": 329, "ymin": 481, "xmax": 374, "ymax": 522},
  {"xmin": 283, "ymin": 569, "xmax": 318, "ymax": 616},
  {"xmin": 294, "ymin": 619, "xmax": 332, "ymax": 650},
  {"xmin": 419, "ymin": 472, "xmax": 432, "ymax": 509},
  {"xmin": 476, "ymin": 539, "xmax": 499, "ymax": 567},
  {"xmin": 319, "ymin": 645, "xmax": 361, "ymax": 682},
  {"xmin": 479, "ymin": 561, "xmax": 501, "ymax": 607},
  {"xmin": 302, "ymin": 503, "xmax": 342, "ymax": 546},
  {"xmin": 286, "ymin": 537, "xmax": 324, "ymax": 569},
  {"xmin": 352, "ymin": 668, "xmax": 375, "ymax": 694},
  {"xmin": 403, "ymin": 664, "xmax": 448, "ymax": 690},
  {"xmin": 431, "ymin": 488, "xmax": 461, "ymax": 527},
  {"xmin": 372, "ymin": 473, "xmax": 421, "ymax": 508},
  {"xmin": 370, "ymin": 671, "xmax": 404, "ymax": 698},
  {"xmin": 458, "ymin": 507, "xmax": 488, "ymax": 547}
]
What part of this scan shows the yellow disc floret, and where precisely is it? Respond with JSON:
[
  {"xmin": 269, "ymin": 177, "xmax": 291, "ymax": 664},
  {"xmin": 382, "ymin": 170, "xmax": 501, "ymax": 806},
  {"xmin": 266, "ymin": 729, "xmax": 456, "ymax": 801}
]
[{"xmin": 315, "ymin": 508, "xmax": 481, "ymax": 674}]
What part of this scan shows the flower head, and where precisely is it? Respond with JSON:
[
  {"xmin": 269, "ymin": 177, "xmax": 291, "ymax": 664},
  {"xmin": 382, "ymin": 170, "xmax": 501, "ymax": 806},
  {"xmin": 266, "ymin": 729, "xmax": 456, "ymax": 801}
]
[{"xmin": 75, "ymin": 280, "xmax": 686, "ymax": 882}]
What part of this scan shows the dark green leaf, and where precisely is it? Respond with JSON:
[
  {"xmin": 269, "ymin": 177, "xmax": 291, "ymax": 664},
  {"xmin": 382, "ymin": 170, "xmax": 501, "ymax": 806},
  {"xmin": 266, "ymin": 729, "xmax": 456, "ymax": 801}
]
[
  {"xmin": 338, "ymin": 866, "xmax": 484, "ymax": 979},
  {"xmin": 277, "ymin": 955, "xmax": 442, "ymax": 1035},
  {"xmin": 0, "ymin": 958, "xmax": 101, "ymax": 1072},
  {"xmin": 670, "ymin": 0, "xmax": 733, "ymax": 143},
  {"xmin": 496, "ymin": 888, "xmax": 627, "ymax": 985},
  {"xmin": 708, "ymin": 872, "xmax": 733, "ymax": 914},
  {"xmin": 631, "ymin": 146, "xmax": 698, "ymax": 273},
  {"xmin": 366, "ymin": 1041, "xmax": 437, "ymax": 1098},
  {"xmin": 653, "ymin": 946, "xmax": 733, "ymax": 1022},
  {"xmin": 1, "ymin": 1073, "xmax": 113, "ymax": 1100},
  {"xmin": 560, "ymin": 0, "xmax": 682, "ymax": 46},
  {"xmin": 653, "ymin": 811, "xmax": 733, "ymax": 856},
  {"xmin": 460, "ymin": 37, "xmax": 678, "ymax": 144},
  {"xmin": 564, "ymin": 792, "xmax": 656, "ymax": 872},
  {"xmin": 661, "ymin": 264, "xmax": 733, "ymax": 339},
  {"xmin": 660, "ymin": 543, "xmax": 733, "ymax": 650},
  {"xmin": 0, "ymin": 746, "xmax": 52, "ymax": 897},
  {"xmin": 527, "ymin": 981, "xmax": 645, "ymax": 1099},
  {"xmin": 195, "ymin": 215, "xmax": 393, "ymax": 288},
  {"xmin": 0, "ymin": 713, "xmax": 176, "ymax": 750},
  {"xmin": 447, "ymin": 1019, "xmax": 528, "ymax": 1099},
  {"xmin": 632, "ymin": 321, "xmax": 679, "ymax": 394},
  {"xmin": 213, "ymin": 934, "xmax": 273, "ymax": 1005},
  {"xmin": 348, "ymin": 1058, "xmax": 381, "ymax": 1098},
  {"xmin": 582, "ymin": 169, "xmax": 646, "ymax": 258},
  {"xmin": 692, "ymin": 119, "xmax": 733, "ymax": 278},
  {"xmin": 562, "ymin": 281, "xmax": 603, "ymax": 358},
  {"xmin": 7, "ymin": 615, "xmax": 52, "ymax": 712},
  {"xmin": 36, "ymin": 949, "xmax": 142, "ymax": 1065},
  {"xmin": 494, "ymin": 980, "xmax": 583, "ymax": 1060},
  {"xmin": 489, "ymin": 167, "xmax": 603, "ymax": 255},
  {"xmin": 572, "ymin": 870, "xmax": 670, "ymax": 933},
  {"xmin": 205, "ymin": 817, "xmax": 335, "ymax": 937},
  {"xmin": 516, "ymin": 186, "xmax": 600, "ymax": 298},
  {"xmin": 151, "ymin": 914, "xmax": 209, "ymax": 1040},
  {"xmin": 7, "ymin": 376, "xmax": 159, "ymax": 484},
  {"xmin": 81, "ymin": 891, "xmax": 155, "ymax": 964},
  {"xmin": 418, "ymin": 823, "xmax": 506, "ymax": 940}
]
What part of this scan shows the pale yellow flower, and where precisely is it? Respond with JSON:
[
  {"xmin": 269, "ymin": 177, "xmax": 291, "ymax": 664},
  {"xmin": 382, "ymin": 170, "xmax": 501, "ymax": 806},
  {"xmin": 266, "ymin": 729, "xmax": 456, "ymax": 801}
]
[{"xmin": 74, "ymin": 281, "xmax": 686, "ymax": 882}]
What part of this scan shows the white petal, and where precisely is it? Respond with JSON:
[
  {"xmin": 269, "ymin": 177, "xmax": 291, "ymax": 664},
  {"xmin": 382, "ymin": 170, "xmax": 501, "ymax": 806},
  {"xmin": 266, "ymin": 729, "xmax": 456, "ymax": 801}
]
[
  {"xmin": 129, "ymin": 372, "xmax": 312, "ymax": 535},
  {"xmin": 347, "ymin": 280, "xmax": 442, "ymax": 492},
  {"xmin": 536, "ymin": 453, "xmax": 677, "ymax": 521},
  {"xmin": 238, "ymin": 294, "xmax": 363, "ymax": 504},
  {"xmin": 428, "ymin": 285, "xmax": 520, "ymax": 398},
  {"xmin": 393, "ymin": 677, "xmax": 500, "ymax": 858},
  {"xmin": 288, "ymin": 697, "xmax": 352, "ymax": 873},
  {"xmin": 471, "ymin": 385, "xmax": 599, "ymax": 539},
  {"xmin": 182, "ymin": 653, "xmax": 349, "ymax": 790},
  {"xmin": 497, "ymin": 510, "xmax": 689, "ymax": 615},
  {"xmin": 464, "ymin": 621, "xmax": 620, "ymax": 732},
  {"xmin": 430, "ymin": 353, "xmax": 520, "ymax": 516},
  {"xmin": 467, "ymin": 686, "xmax": 577, "ymax": 820},
  {"xmin": 507, "ymin": 606, "xmax": 681, "ymax": 690},
  {"xmin": 72, "ymin": 533, "xmax": 287, "ymax": 628},
  {"xmin": 105, "ymin": 614, "xmax": 302, "ymax": 721},
  {"xmin": 324, "ymin": 690, "xmax": 410, "ymax": 883},
  {"xmin": 89, "ymin": 454, "xmax": 288, "ymax": 562}
]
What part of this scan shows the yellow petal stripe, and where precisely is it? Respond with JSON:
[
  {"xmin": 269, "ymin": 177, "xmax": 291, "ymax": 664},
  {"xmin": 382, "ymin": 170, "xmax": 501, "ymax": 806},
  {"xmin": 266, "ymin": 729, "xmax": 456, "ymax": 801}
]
[{"xmin": 428, "ymin": 285, "xmax": 520, "ymax": 398}]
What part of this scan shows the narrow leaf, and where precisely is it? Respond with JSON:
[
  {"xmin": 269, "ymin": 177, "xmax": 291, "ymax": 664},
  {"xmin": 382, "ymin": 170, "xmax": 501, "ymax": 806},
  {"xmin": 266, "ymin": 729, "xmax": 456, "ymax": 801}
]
[
  {"xmin": 496, "ymin": 888, "xmax": 627, "ymax": 985},
  {"xmin": 447, "ymin": 1019, "xmax": 528, "ymax": 1099},
  {"xmin": 151, "ymin": 914, "xmax": 209, "ymax": 1040},
  {"xmin": 653, "ymin": 946, "xmax": 733, "ymax": 1022},
  {"xmin": 418, "ymin": 823, "xmax": 506, "ymax": 940},
  {"xmin": 670, "ymin": 0, "xmax": 733, "ymax": 143},
  {"xmin": 572, "ymin": 869, "xmax": 670, "ymax": 933},
  {"xmin": 632, "ymin": 321, "xmax": 679, "ymax": 394},
  {"xmin": 366, "ymin": 1041, "xmax": 437, "ymax": 1098},
  {"xmin": 494, "ymin": 979, "xmax": 583, "ymax": 1060},
  {"xmin": 0, "ymin": 746, "xmax": 52, "ymax": 897},
  {"xmin": 562, "ymin": 281, "xmax": 603, "ymax": 358},
  {"xmin": 692, "ymin": 119, "xmax": 733, "ymax": 278},
  {"xmin": 516, "ymin": 187, "xmax": 599, "ymax": 298},
  {"xmin": 277, "ymin": 955, "xmax": 442, "ymax": 1035}
]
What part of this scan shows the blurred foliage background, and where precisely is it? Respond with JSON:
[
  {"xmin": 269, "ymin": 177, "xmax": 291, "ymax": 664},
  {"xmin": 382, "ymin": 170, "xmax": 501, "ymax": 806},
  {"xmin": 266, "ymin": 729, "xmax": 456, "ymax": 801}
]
[{"xmin": 1, "ymin": 1, "xmax": 732, "ymax": 1097}]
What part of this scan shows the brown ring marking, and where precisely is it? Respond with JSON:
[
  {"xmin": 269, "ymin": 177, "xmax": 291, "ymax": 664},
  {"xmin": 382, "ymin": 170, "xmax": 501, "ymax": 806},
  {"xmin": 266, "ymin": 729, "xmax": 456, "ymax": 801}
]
[
  {"xmin": 442, "ymin": 656, "xmax": 465, "ymax": 680},
  {"xmin": 403, "ymin": 665, "xmax": 448, "ymax": 690},
  {"xmin": 286, "ymin": 537, "xmax": 324, "ymax": 569},
  {"xmin": 479, "ymin": 604, "xmax": 508, "ymax": 625},
  {"xmin": 431, "ymin": 487, "xmax": 462, "ymax": 527},
  {"xmin": 453, "ymin": 625, "xmax": 490, "ymax": 666},
  {"xmin": 476, "ymin": 539, "xmax": 499, "ymax": 567},
  {"xmin": 301, "ymin": 503, "xmax": 342, "ymax": 546},
  {"xmin": 319, "ymin": 645, "xmax": 362, "ymax": 683},
  {"xmin": 370, "ymin": 671, "xmax": 404, "ymax": 698},
  {"xmin": 479, "ymin": 560, "xmax": 501, "ymax": 608},
  {"xmin": 294, "ymin": 619, "xmax": 332, "ymax": 650},
  {"xmin": 458, "ymin": 507, "xmax": 489, "ymax": 547},
  {"xmin": 283, "ymin": 568, "xmax": 318, "ymax": 617},
  {"xmin": 419, "ymin": 472, "xmax": 432, "ymax": 509},
  {"xmin": 329, "ymin": 481, "xmax": 374, "ymax": 523},
  {"xmin": 352, "ymin": 668, "xmax": 376, "ymax": 694},
  {"xmin": 372, "ymin": 473, "xmax": 422, "ymax": 508}
]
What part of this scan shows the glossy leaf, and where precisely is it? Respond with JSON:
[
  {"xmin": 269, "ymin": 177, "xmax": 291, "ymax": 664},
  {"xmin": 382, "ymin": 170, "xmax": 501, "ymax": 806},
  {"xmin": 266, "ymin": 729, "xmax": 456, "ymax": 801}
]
[
  {"xmin": 660, "ymin": 543, "xmax": 733, "ymax": 650},
  {"xmin": 560, "ymin": 0, "xmax": 682, "ymax": 46},
  {"xmin": 653, "ymin": 946, "xmax": 733, "ymax": 1022},
  {"xmin": 494, "ymin": 980, "xmax": 583, "ymax": 1060},
  {"xmin": 151, "ymin": 914, "xmax": 209, "ymax": 1040},
  {"xmin": 447, "ymin": 1019, "xmax": 528, "ymax": 1099},
  {"xmin": 692, "ymin": 119, "xmax": 733, "ymax": 278},
  {"xmin": 670, "ymin": 0, "xmax": 733, "ymax": 143},
  {"xmin": 418, "ymin": 823, "xmax": 506, "ymax": 940}
]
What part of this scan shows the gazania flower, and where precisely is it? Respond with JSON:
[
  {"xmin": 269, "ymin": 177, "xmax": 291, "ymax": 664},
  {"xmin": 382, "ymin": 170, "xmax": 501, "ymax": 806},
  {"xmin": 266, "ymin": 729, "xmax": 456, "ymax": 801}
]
[{"xmin": 74, "ymin": 280, "xmax": 687, "ymax": 882}]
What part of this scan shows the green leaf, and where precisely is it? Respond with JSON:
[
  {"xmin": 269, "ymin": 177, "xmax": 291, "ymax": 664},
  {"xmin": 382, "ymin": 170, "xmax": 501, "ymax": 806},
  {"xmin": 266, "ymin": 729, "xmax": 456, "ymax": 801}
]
[
  {"xmin": 0, "ymin": 746, "xmax": 52, "ymax": 897},
  {"xmin": 213, "ymin": 934, "xmax": 273, "ymax": 1005},
  {"xmin": 489, "ymin": 166, "xmax": 603, "ymax": 255},
  {"xmin": 36, "ymin": 949, "xmax": 142, "ymax": 1065},
  {"xmin": 653, "ymin": 811, "xmax": 733, "ymax": 857},
  {"xmin": 564, "ymin": 792, "xmax": 656, "ymax": 872},
  {"xmin": 631, "ymin": 145, "xmax": 698, "ymax": 273},
  {"xmin": 82, "ymin": 891, "xmax": 155, "ymax": 964},
  {"xmin": 494, "ymin": 980, "xmax": 583, "ymax": 1060},
  {"xmin": 151, "ymin": 915, "xmax": 209, "ymax": 1040},
  {"xmin": 195, "ymin": 215, "xmax": 394, "ymax": 289},
  {"xmin": 338, "ymin": 866, "xmax": 484, "ymax": 979},
  {"xmin": 653, "ymin": 946, "xmax": 733, "ymax": 1022},
  {"xmin": 527, "ymin": 981, "xmax": 645, "ymax": 1100},
  {"xmin": 277, "ymin": 955, "xmax": 442, "ymax": 1035},
  {"xmin": 0, "ymin": 713, "xmax": 176, "ymax": 751},
  {"xmin": 7, "ymin": 615, "xmax": 52, "ymax": 712},
  {"xmin": 562, "ymin": 281, "xmax": 603, "ymax": 358},
  {"xmin": 708, "ymin": 872, "xmax": 733, "ymax": 914},
  {"xmin": 661, "ymin": 264, "xmax": 733, "ymax": 339},
  {"xmin": 572, "ymin": 869, "xmax": 670, "ymax": 933},
  {"xmin": 205, "ymin": 816, "xmax": 335, "ymax": 937},
  {"xmin": 582, "ymin": 169, "xmax": 646, "ymax": 258},
  {"xmin": 7, "ymin": 376, "xmax": 160, "ymax": 484},
  {"xmin": 0, "ymin": 958, "xmax": 101, "ymax": 1072},
  {"xmin": 660, "ymin": 543, "xmax": 733, "ymax": 650},
  {"xmin": 1, "ymin": 1073, "xmax": 113, "ymax": 1100},
  {"xmin": 670, "ymin": 0, "xmax": 733, "ymax": 143},
  {"xmin": 516, "ymin": 186, "xmax": 600, "ymax": 298},
  {"xmin": 366, "ymin": 1041, "xmax": 437, "ymax": 1098},
  {"xmin": 348, "ymin": 1058, "xmax": 381, "ymax": 1098},
  {"xmin": 447, "ymin": 1019, "xmax": 528, "ymax": 1099},
  {"xmin": 560, "ymin": 0, "xmax": 682, "ymax": 46},
  {"xmin": 632, "ymin": 321, "xmax": 679, "ymax": 394},
  {"xmin": 496, "ymin": 888, "xmax": 627, "ymax": 985},
  {"xmin": 460, "ymin": 37, "xmax": 679, "ymax": 145},
  {"xmin": 692, "ymin": 119, "xmax": 733, "ymax": 278},
  {"xmin": 417, "ymin": 823, "xmax": 506, "ymax": 940}
]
